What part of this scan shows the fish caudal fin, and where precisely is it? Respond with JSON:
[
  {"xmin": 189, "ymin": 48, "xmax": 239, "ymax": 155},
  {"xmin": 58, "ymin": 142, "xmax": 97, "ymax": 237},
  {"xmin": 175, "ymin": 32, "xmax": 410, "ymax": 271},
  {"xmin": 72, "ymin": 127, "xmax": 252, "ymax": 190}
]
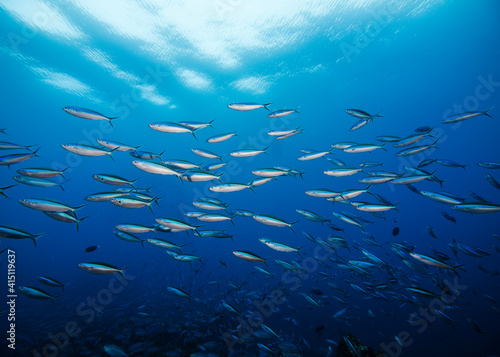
[
  {"xmin": 289, "ymin": 221, "xmax": 299, "ymax": 234},
  {"xmin": 74, "ymin": 204, "xmax": 86, "ymax": 212},
  {"xmin": 263, "ymin": 103, "xmax": 272, "ymax": 111},
  {"xmin": 119, "ymin": 265, "xmax": 131, "ymax": 280},
  {"xmin": 107, "ymin": 117, "xmax": 118, "ymax": 128},
  {"xmin": 76, "ymin": 216, "xmax": 89, "ymax": 232},
  {"xmin": 483, "ymin": 106, "xmax": 494, "ymax": 118},
  {"xmin": 60, "ymin": 178, "xmax": 70, "ymax": 191},
  {"xmin": 31, "ymin": 232, "xmax": 46, "ymax": 247}
]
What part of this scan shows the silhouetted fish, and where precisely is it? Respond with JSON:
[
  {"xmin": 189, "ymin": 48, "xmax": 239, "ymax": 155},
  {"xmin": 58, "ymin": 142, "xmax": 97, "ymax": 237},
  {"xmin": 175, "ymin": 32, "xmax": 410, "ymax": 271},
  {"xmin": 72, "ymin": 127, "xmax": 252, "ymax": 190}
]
[{"xmin": 85, "ymin": 245, "xmax": 99, "ymax": 253}]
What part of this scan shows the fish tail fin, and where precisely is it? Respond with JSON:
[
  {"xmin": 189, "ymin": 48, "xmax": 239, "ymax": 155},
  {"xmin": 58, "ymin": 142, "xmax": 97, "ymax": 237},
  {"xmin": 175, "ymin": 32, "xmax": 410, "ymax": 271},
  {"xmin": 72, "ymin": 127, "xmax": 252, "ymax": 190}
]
[
  {"xmin": 431, "ymin": 138, "xmax": 440, "ymax": 147},
  {"xmin": 76, "ymin": 216, "xmax": 88, "ymax": 232},
  {"xmin": 263, "ymin": 259, "xmax": 269, "ymax": 267},
  {"xmin": 263, "ymin": 103, "xmax": 272, "ymax": 111},
  {"xmin": 154, "ymin": 195, "xmax": 162, "ymax": 207},
  {"xmin": 375, "ymin": 111, "xmax": 383, "ymax": 117},
  {"xmin": 74, "ymin": 204, "xmax": 86, "ymax": 211},
  {"xmin": 289, "ymin": 221, "xmax": 299, "ymax": 234},
  {"xmin": 60, "ymin": 178, "xmax": 70, "ymax": 191},
  {"xmin": 108, "ymin": 147, "xmax": 118, "ymax": 160},
  {"xmin": 119, "ymin": 265, "xmax": 131, "ymax": 280},
  {"xmin": 148, "ymin": 197, "xmax": 161, "ymax": 212},
  {"xmin": 297, "ymin": 246, "xmax": 304, "ymax": 257},
  {"xmin": 209, "ymin": 119, "xmax": 216, "ymax": 127},
  {"xmin": 107, "ymin": 118, "xmax": 117, "ymax": 128},
  {"xmin": 263, "ymin": 146, "xmax": 270, "ymax": 155},
  {"xmin": 484, "ymin": 106, "xmax": 494, "ymax": 118},
  {"xmin": 295, "ymin": 106, "xmax": 301, "ymax": 113},
  {"xmin": 191, "ymin": 131, "xmax": 198, "ymax": 141},
  {"xmin": 0, "ymin": 185, "xmax": 16, "ymax": 198},
  {"xmin": 130, "ymin": 178, "xmax": 139, "ymax": 189},
  {"xmin": 32, "ymin": 147, "xmax": 41, "ymax": 157},
  {"xmin": 158, "ymin": 150, "xmax": 166, "ymax": 159}
]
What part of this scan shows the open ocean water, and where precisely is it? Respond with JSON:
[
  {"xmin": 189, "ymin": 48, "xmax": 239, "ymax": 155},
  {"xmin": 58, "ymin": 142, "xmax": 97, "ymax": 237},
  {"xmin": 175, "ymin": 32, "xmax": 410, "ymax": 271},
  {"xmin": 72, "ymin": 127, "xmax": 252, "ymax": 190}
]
[{"xmin": 0, "ymin": 1, "xmax": 499, "ymax": 356}]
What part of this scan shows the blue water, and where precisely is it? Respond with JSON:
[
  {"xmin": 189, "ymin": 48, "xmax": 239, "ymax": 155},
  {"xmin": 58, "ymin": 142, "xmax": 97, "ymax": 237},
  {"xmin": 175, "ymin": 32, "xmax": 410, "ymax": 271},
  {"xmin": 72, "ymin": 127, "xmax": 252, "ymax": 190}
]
[{"xmin": 1, "ymin": 1, "xmax": 500, "ymax": 356}]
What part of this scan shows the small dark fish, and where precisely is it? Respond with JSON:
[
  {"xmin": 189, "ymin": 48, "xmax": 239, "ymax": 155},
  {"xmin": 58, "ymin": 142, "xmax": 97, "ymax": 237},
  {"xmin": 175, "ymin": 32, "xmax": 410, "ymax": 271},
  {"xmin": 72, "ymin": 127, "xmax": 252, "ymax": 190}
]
[
  {"xmin": 486, "ymin": 174, "xmax": 500, "ymax": 190},
  {"xmin": 406, "ymin": 184, "xmax": 421, "ymax": 195},
  {"xmin": 84, "ymin": 245, "xmax": 99, "ymax": 253},
  {"xmin": 426, "ymin": 225, "xmax": 439, "ymax": 239},
  {"xmin": 436, "ymin": 159, "xmax": 467, "ymax": 170},
  {"xmin": 392, "ymin": 227, "xmax": 400, "ymax": 236},
  {"xmin": 310, "ymin": 288, "xmax": 323, "ymax": 296},
  {"xmin": 219, "ymin": 258, "xmax": 227, "ymax": 268},
  {"xmin": 432, "ymin": 249, "xmax": 451, "ymax": 261},
  {"xmin": 477, "ymin": 265, "xmax": 490, "ymax": 274},
  {"xmin": 469, "ymin": 191, "xmax": 490, "ymax": 203},
  {"xmin": 415, "ymin": 126, "xmax": 432, "ymax": 133},
  {"xmin": 435, "ymin": 310, "xmax": 456, "ymax": 330},
  {"xmin": 328, "ymin": 224, "xmax": 344, "ymax": 232},
  {"xmin": 467, "ymin": 318, "xmax": 486, "ymax": 335},
  {"xmin": 315, "ymin": 325, "xmax": 326, "ymax": 335},
  {"xmin": 418, "ymin": 158, "xmax": 436, "ymax": 168},
  {"xmin": 371, "ymin": 192, "xmax": 396, "ymax": 206},
  {"xmin": 474, "ymin": 247, "xmax": 491, "ymax": 256},
  {"xmin": 449, "ymin": 241, "xmax": 459, "ymax": 259},
  {"xmin": 441, "ymin": 211, "xmax": 456, "ymax": 223}
]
